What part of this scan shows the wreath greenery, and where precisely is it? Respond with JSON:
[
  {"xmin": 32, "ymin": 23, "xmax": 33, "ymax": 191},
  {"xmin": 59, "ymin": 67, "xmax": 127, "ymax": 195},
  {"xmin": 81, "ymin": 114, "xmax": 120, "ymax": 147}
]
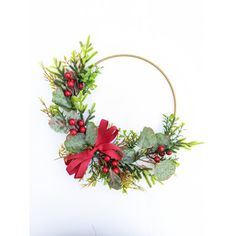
[{"xmin": 41, "ymin": 36, "xmax": 200, "ymax": 192}]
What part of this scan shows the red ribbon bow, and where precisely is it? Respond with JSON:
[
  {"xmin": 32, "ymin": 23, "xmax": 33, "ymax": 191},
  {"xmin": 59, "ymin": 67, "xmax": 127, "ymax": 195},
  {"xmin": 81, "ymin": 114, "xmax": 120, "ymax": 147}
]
[{"xmin": 64, "ymin": 119, "xmax": 123, "ymax": 179}]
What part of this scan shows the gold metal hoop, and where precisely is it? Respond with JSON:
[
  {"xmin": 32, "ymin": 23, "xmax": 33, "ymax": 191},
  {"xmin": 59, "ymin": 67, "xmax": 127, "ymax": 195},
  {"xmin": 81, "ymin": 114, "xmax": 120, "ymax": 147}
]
[{"xmin": 95, "ymin": 54, "xmax": 177, "ymax": 116}]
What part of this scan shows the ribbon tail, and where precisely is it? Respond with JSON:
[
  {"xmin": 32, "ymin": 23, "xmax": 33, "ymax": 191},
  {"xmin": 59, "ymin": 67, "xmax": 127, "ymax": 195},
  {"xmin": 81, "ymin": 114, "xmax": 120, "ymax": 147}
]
[
  {"xmin": 65, "ymin": 150, "xmax": 94, "ymax": 179},
  {"xmin": 74, "ymin": 158, "xmax": 91, "ymax": 178}
]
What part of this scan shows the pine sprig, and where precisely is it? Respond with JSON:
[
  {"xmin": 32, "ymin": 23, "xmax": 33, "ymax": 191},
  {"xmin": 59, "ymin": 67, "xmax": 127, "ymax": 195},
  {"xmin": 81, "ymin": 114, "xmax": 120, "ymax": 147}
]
[
  {"xmin": 116, "ymin": 130, "xmax": 140, "ymax": 148},
  {"xmin": 163, "ymin": 114, "xmax": 202, "ymax": 151},
  {"xmin": 41, "ymin": 64, "xmax": 57, "ymax": 90}
]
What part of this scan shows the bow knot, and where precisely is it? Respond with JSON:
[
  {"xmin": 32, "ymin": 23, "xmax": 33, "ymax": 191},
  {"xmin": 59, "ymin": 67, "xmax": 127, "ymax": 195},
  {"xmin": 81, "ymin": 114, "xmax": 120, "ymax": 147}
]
[{"xmin": 64, "ymin": 119, "xmax": 123, "ymax": 179}]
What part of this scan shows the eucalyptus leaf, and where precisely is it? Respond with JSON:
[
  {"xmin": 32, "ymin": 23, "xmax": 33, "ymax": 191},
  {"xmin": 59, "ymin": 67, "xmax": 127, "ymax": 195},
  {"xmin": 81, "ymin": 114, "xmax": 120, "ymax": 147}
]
[
  {"xmin": 108, "ymin": 169, "xmax": 122, "ymax": 190},
  {"xmin": 122, "ymin": 148, "xmax": 137, "ymax": 164},
  {"xmin": 137, "ymin": 127, "xmax": 157, "ymax": 149},
  {"xmin": 64, "ymin": 133, "xmax": 86, "ymax": 153},
  {"xmin": 52, "ymin": 88, "xmax": 72, "ymax": 109},
  {"xmin": 48, "ymin": 115, "xmax": 69, "ymax": 133},
  {"xmin": 85, "ymin": 122, "xmax": 98, "ymax": 145},
  {"xmin": 154, "ymin": 160, "xmax": 176, "ymax": 181},
  {"xmin": 156, "ymin": 133, "xmax": 170, "ymax": 146},
  {"xmin": 61, "ymin": 110, "xmax": 80, "ymax": 120}
]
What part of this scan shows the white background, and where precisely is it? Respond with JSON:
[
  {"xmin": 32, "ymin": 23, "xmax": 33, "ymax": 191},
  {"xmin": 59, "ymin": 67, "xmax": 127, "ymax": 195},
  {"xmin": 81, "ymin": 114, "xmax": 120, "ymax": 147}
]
[{"xmin": 1, "ymin": 0, "xmax": 236, "ymax": 235}]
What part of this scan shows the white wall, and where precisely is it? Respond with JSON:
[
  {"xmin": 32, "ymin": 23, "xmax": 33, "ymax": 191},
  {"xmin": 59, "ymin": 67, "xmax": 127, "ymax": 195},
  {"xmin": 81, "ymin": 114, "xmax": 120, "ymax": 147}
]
[{"xmin": 28, "ymin": 1, "xmax": 236, "ymax": 236}]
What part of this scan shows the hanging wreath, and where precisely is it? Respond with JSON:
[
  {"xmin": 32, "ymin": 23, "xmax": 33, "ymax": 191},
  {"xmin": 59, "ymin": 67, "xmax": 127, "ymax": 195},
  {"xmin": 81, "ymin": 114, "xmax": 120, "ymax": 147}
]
[{"xmin": 40, "ymin": 36, "xmax": 200, "ymax": 192}]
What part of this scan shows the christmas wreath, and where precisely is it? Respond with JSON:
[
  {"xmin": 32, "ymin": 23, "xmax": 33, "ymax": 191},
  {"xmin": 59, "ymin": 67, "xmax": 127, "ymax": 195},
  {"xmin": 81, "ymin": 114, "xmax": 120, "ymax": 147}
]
[{"xmin": 40, "ymin": 36, "xmax": 200, "ymax": 192}]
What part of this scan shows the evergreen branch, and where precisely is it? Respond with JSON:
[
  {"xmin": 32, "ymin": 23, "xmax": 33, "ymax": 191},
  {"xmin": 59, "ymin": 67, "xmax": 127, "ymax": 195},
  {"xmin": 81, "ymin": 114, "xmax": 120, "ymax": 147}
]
[{"xmin": 39, "ymin": 97, "xmax": 52, "ymax": 118}]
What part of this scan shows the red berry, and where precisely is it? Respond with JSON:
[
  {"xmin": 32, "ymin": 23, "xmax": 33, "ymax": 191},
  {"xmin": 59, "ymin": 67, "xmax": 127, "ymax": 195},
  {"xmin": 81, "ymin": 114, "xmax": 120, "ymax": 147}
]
[
  {"xmin": 157, "ymin": 145, "xmax": 165, "ymax": 153},
  {"xmin": 112, "ymin": 167, "xmax": 120, "ymax": 175},
  {"xmin": 77, "ymin": 119, "xmax": 85, "ymax": 127},
  {"xmin": 166, "ymin": 150, "xmax": 173, "ymax": 155},
  {"xmin": 79, "ymin": 126, "xmax": 86, "ymax": 133},
  {"xmin": 102, "ymin": 166, "xmax": 109, "ymax": 174},
  {"xmin": 64, "ymin": 71, "xmax": 73, "ymax": 80},
  {"xmin": 68, "ymin": 118, "xmax": 76, "ymax": 126},
  {"xmin": 159, "ymin": 152, "xmax": 165, "ymax": 157},
  {"xmin": 104, "ymin": 156, "xmax": 110, "ymax": 162},
  {"xmin": 70, "ymin": 128, "xmax": 78, "ymax": 136},
  {"xmin": 78, "ymin": 82, "xmax": 84, "ymax": 90},
  {"xmin": 67, "ymin": 79, "xmax": 75, "ymax": 88},
  {"xmin": 111, "ymin": 160, "xmax": 118, "ymax": 167},
  {"xmin": 154, "ymin": 156, "xmax": 161, "ymax": 163},
  {"xmin": 64, "ymin": 90, "xmax": 72, "ymax": 97}
]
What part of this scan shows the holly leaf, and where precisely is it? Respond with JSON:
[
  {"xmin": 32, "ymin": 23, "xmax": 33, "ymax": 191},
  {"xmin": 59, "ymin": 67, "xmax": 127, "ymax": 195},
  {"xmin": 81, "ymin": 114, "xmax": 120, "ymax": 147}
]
[
  {"xmin": 122, "ymin": 148, "xmax": 137, "ymax": 164},
  {"xmin": 155, "ymin": 133, "xmax": 170, "ymax": 146},
  {"xmin": 64, "ymin": 133, "xmax": 86, "ymax": 153},
  {"xmin": 108, "ymin": 169, "xmax": 122, "ymax": 190},
  {"xmin": 52, "ymin": 88, "xmax": 72, "ymax": 109},
  {"xmin": 85, "ymin": 122, "xmax": 98, "ymax": 146},
  {"xmin": 137, "ymin": 127, "xmax": 157, "ymax": 149},
  {"xmin": 154, "ymin": 160, "xmax": 176, "ymax": 181},
  {"xmin": 48, "ymin": 115, "xmax": 69, "ymax": 133}
]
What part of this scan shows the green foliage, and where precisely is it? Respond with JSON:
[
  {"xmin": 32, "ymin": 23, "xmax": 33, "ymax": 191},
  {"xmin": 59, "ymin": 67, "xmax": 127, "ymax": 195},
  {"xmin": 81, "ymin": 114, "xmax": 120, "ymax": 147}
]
[
  {"xmin": 64, "ymin": 134, "xmax": 86, "ymax": 153},
  {"xmin": 85, "ymin": 102, "xmax": 96, "ymax": 124},
  {"xmin": 41, "ymin": 64, "xmax": 57, "ymax": 90},
  {"xmin": 122, "ymin": 148, "xmax": 137, "ymax": 164},
  {"xmin": 85, "ymin": 122, "xmax": 98, "ymax": 146},
  {"xmin": 45, "ymin": 58, "xmax": 65, "ymax": 78},
  {"xmin": 118, "ymin": 130, "xmax": 140, "ymax": 148},
  {"xmin": 162, "ymin": 114, "xmax": 202, "ymax": 151},
  {"xmin": 61, "ymin": 110, "xmax": 80, "ymax": 120},
  {"xmin": 79, "ymin": 35, "xmax": 98, "ymax": 66},
  {"xmin": 108, "ymin": 169, "xmax": 122, "ymax": 190},
  {"xmin": 48, "ymin": 115, "xmax": 69, "ymax": 133},
  {"xmin": 71, "ymin": 91, "xmax": 88, "ymax": 112},
  {"xmin": 80, "ymin": 66, "xmax": 100, "ymax": 94},
  {"xmin": 156, "ymin": 133, "xmax": 170, "ymax": 146},
  {"xmin": 39, "ymin": 98, "xmax": 52, "ymax": 118},
  {"xmin": 49, "ymin": 105, "xmax": 60, "ymax": 116},
  {"xmin": 137, "ymin": 127, "xmax": 157, "ymax": 149},
  {"xmin": 52, "ymin": 88, "xmax": 72, "ymax": 109},
  {"xmin": 154, "ymin": 160, "xmax": 176, "ymax": 181}
]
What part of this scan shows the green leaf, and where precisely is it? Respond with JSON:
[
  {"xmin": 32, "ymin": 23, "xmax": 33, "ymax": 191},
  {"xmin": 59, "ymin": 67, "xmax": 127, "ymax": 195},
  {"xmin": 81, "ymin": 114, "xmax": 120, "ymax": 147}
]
[
  {"xmin": 108, "ymin": 169, "xmax": 122, "ymax": 190},
  {"xmin": 122, "ymin": 148, "xmax": 137, "ymax": 164},
  {"xmin": 156, "ymin": 133, "xmax": 170, "ymax": 146},
  {"xmin": 85, "ymin": 122, "xmax": 98, "ymax": 146},
  {"xmin": 52, "ymin": 88, "xmax": 72, "ymax": 109},
  {"xmin": 71, "ymin": 92, "xmax": 88, "ymax": 112},
  {"xmin": 48, "ymin": 115, "xmax": 69, "ymax": 133},
  {"xmin": 137, "ymin": 127, "xmax": 157, "ymax": 149},
  {"xmin": 61, "ymin": 110, "xmax": 80, "ymax": 120},
  {"xmin": 64, "ymin": 133, "xmax": 86, "ymax": 153},
  {"xmin": 154, "ymin": 160, "xmax": 176, "ymax": 181}
]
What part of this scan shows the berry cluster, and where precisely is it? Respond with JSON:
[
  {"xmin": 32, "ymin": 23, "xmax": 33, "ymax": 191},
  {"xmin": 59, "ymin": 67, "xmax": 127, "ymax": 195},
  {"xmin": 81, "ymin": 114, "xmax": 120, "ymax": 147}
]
[
  {"xmin": 101, "ymin": 155, "xmax": 120, "ymax": 175},
  {"xmin": 64, "ymin": 71, "xmax": 84, "ymax": 97},
  {"xmin": 153, "ymin": 145, "xmax": 173, "ymax": 163},
  {"xmin": 68, "ymin": 118, "xmax": 86, "ymax": 136}
]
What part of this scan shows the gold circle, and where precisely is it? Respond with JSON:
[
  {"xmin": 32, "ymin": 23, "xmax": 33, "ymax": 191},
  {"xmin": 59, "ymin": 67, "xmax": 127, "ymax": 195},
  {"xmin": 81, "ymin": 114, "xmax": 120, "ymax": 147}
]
[{"xmin": 95, "ymin": 54, "xmax": 176, "ymax": 116}]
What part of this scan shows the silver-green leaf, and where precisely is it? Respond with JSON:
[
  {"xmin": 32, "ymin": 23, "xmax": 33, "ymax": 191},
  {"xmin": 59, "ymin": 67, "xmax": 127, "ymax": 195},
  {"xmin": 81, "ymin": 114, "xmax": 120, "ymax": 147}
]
[
  {"xmin": 122, "ymin": 148, "xmax": 137, "ymax": 164},
  {"xmin": 137, "ymin": 127, "xmax": 157, "ymax": 149},
  {"xmin": 108, "ymin": 169, "xmax": 122, "ymax": 190},
  {"xmin": 154, "ymin": 160, "xmax": 176, "ymax": 181},
  {"xmin": 48, "ymin": 115, "xmax": 69, "ymax": 133},
  {"xmin": 156, "ymin": 133, "xmax": 170, "ymax": 146},
  {"xmin": 85, "ymin": 122, "xmax": 98, "ymax": 146},
  {"xmin": 52, "ymin": 88, "xmax": 72, "ymax": 109},
  {"xmin": 61, "ymin": 110, "xmax": 80, "ymax": 120},
  {"xmin": 64, "ymin": 133, "xmax": 86, "ymax": 153}
]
